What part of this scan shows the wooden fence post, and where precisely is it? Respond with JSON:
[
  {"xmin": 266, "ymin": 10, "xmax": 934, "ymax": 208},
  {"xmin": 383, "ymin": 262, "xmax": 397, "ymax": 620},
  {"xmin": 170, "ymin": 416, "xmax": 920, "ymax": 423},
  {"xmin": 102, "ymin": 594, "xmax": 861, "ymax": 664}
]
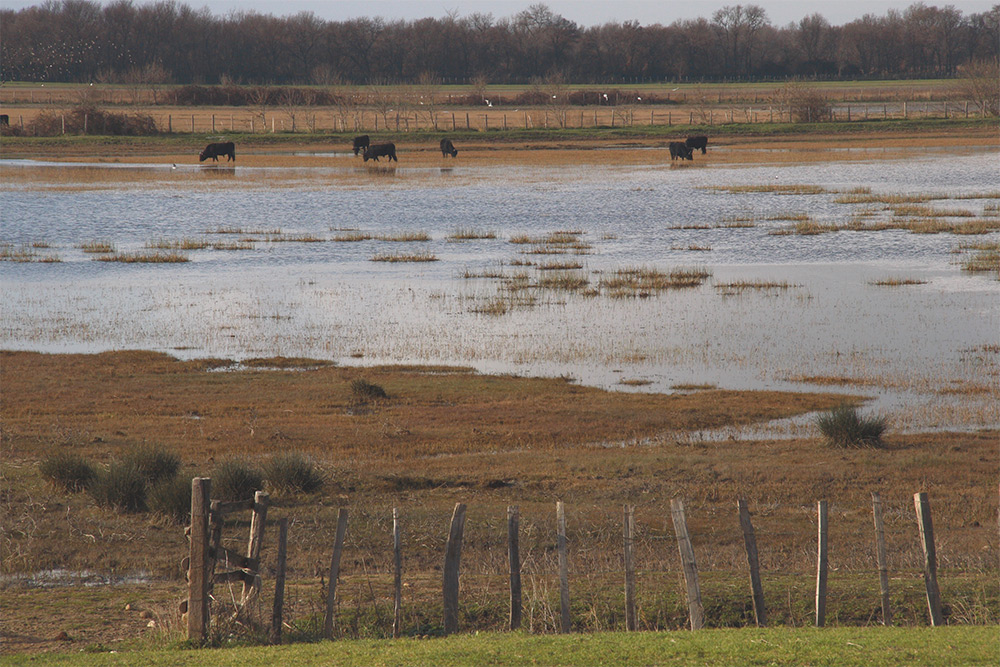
[
  {"xmin": 270, "ymin": 518, "xmax": 288, "ymax": 644},
  {"xmin": 241, "ymin": 491, "xmax": 269, "ymax": 605},
  {"xmin": 507, "ymin": 505, "xmax": 522, "ymax": 631},
  {"xmin": 393, "ymin": 507, "xmax": 403, "ymax": 638},
  {"xmin": 443, "ymin": 503, "xmax": 467, "ymax": 635},
  {"xmin": 670, "ymin": 498, "xmax": 704, "ymax": 630},
  {"xmin": 914, "ymin": 492, "xmax": 944, "ymax": 626},
  {"xmin": 556, "ymin": 501, "xmax": 571, "ymax": 633},
  {"xmin": 323, "ymin": 508, "xmax": 349, "ymax": 639},
  {"xmin": 186, "ymin": 477, "xmax": 211, "ymax": 642},
  {"xmin": 623, "ymin": 504, "xmax": 637, "ymax": 631},
  {"xmin": 872, "ymin": 493, "xmax": 892, "ymax": 625},
  {"xmin": 737, "ymin": 498, "xmax": 766, "ymax": 626},
  {"xmin": 815, "ymin": 500, "xmax": 829, "ymax": 627}
]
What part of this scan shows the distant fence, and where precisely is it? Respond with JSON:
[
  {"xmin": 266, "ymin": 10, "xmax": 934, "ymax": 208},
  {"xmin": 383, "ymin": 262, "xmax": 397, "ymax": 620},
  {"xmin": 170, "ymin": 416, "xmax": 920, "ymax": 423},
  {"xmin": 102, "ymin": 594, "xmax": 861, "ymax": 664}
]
[
  {"xmin": 184, "ymin": 479, "xmax": 963, "ymax": 644},
  {"xmin": 1, "ymin": 101, "xmax": 989, "ymax": 137}
]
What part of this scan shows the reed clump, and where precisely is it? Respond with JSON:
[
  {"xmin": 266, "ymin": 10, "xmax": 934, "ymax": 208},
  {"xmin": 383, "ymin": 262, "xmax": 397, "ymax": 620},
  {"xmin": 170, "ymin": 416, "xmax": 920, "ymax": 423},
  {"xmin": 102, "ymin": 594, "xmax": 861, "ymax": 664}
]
[
  {"xmin": 370, "ymin": 252, "xmax": 438, "ymax": 262},
  {"xmin": 263, "ymin": 452, "xmax": 324, "ymax": 495},
  {"xmin": 88, "ymin": 461, "xmax": 148, "ymax": 512},
  {"xmin": 39, "ymin": 453, "xmax": 96, "ymax": 492},
  {"xmin": 599, "ymin": 266, "xmax": 711, "ymax": 297},
  {"xmin": 816, "ymin": 404, "xmax": 888, "ymax": 448},
  {"xmin": 212, "ymin": 459, "xmax": 264, "ymax": 503},
  {"xmin": 95, "ymin": 251, "xmax": 189, "ymax": 263}
]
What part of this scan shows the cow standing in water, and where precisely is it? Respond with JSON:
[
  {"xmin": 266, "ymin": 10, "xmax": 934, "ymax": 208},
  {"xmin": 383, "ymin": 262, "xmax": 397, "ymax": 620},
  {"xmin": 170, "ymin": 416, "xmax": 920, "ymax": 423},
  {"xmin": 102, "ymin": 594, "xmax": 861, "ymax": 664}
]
[
  {"xmin": 363, "ymin": 142, "xmax": 397, "ymax": 162},
  {"xmin": 440, "ymin": 138, "xmax": 458, "ymax": 157},
  {"xmin": 685, "ymin": 135, "xmax": 708, "ymax": 154},
  {"xmin": 669, "ymin": 141, "xmax": 693, "ymax": 160},
  {"xmin": 199, "ymin": 141, "xmax": 235, "ymax": 162},
  {"xmin": 352, "ymin": 135, "xmax": 370, "ymax": 156}
]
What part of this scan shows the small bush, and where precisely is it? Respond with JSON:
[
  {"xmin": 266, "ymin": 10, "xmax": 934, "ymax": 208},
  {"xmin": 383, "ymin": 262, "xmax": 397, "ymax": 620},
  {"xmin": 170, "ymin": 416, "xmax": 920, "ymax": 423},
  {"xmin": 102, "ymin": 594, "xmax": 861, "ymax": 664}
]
[
  {"xmin": 263, "ymin": 452, "xmax": 324, "ymax": 495},
  {"xmin": 213, "ymin": 459, "xmax": 264, "ymax": 502},
  {"xmin": 122, "ymin": 444, "xmax": 180, "ymax": 485},
  {"xmin": 789, "ymin": 89, "xmax": 831, "ymax": 123},
  {"xmin": 816, "ymin": 404, "xmax": 888, "ymax": 448},
  {"xmin": 351, "ymin": 378, "xmax": 388, "ymax": 401},
  {"xmin": 89, "ymin": 462, "xmax": 148, "ymax": 512},
  {"xmin": 148, "ymin": 476, "xmax": 192, "ymax": 523},
  {"xmin": 39, "ymin": 453, "xmax": 96, "ymax": 492}
]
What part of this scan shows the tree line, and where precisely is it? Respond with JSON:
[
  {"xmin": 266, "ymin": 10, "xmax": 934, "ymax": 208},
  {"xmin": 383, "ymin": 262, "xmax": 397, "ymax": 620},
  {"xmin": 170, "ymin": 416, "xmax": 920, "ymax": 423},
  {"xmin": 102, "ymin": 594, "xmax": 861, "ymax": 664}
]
[{"xmin": 1, "ymin": 1, "xmax": 998, "ymax": 86}]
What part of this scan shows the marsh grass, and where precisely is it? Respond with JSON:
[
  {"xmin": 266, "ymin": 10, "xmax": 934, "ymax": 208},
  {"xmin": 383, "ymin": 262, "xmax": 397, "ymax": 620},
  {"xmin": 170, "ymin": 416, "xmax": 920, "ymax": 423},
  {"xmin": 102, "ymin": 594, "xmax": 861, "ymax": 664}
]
[
  {"xmin": 706, "ymin": 184, "xmax": 829, "ymax": 195},
  {"xmin": 537, "ymin": 260, "xmax": 584, "ymax": 270},
  {"xmin": 598, "ymin": 266, "xmax": 711, "ymax": 296},
  {"xmin": 147, "ymin": 475, "xmax": 192, "ymax": 523},
  {"xmin": 122, "ymin": 444, "xmax": 181, "ymax": 485},
  {"xmin": 262, "ymin": 452, "xmax": 325, "ymax": 495},
  {"xmin": 377, "ymin": 232, "xmax": 432, "ymax": 242},
  {"xmin": 212, "ymin": 241, "xmax": 255, "ymax": 250},
  {"xmin": 95, "ymin": 251, "xmax": 189, "ymax": 263},
  {"xmin": 959, "ymin": 243, "xmax": 1000, "ymax": 276},
  {"xmin": 78, "ymin": 241, "xmax": 116, "ymax": 253},
  {"xmin": 351, "ymin": 378, "xmax": 389, "ymax": 402},
  {"xmin": 88, "ymin": 461, "xmax": 148, "ymax": 512},
  {"xmin": 145, "ymin": 238, "xmax": 211, "ymax": 250},
  {"xmin": 212, "ymin": 459, "xmax": 265, "ymax": 502},
  {"xmin": 333, "ymin": 232, "xmax": 374, "ymax": 242},
  {"xmin": 39, "ymin": 453, "xmax": 96, "ymax": 492},
  {"xmin": 205, "ymin": 227, "xmax": 282, "ymax": 235},
  {"xmin": 869, "ymin": 276, "xmax": 929, "ymax": 286},
  {"xmin": 370, "ymin": 252, "xmax": 438, "ymax": 262},
  {"xmin": 537, "ymin": 271, "xmax": 589, "ymax": 291},
  {"xmin": 892, "ymin": 205, "xmax": 977, "ymax": 218},
  {"xmin": 448, "ymin": 228, "xmax": 497, "ymax": 241},
  {"xmin": 715, "ymin": 280, "xmax": 798, "ymax": 294},
  {"xmin": 816, "ymin": 404, "xmax": 888, "ymax": 448},
  {"xmin": 264, "ymin": 233, "xmax": 325, "ymax": 243},
  {"xmin": 619, "ymin": 378, "xmax": 652, "ymax": 387}
]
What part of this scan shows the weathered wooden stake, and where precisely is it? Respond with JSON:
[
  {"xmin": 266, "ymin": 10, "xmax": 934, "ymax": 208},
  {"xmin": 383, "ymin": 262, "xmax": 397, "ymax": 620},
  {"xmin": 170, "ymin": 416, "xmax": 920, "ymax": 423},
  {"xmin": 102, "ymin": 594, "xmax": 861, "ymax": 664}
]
[
  {"xmin": 241, "ymin": 491, "xmax": 270, "ymax": 604},
  {"xmin": 670, "ymin": 498, "xmax": 704, "ymax": 630},
  {"xmin": 443, "ymin": 503, "xmax": 467, "ymax": 635},
  {"xmin": 557, "ymin": 501, "xmax": 571, "ymax": 633},
  {"xmin": 872, "ymin": 493, "xmax": 892, "ymax": 625},
  {"xmin": 815, "ymin": 500, "xmax": 829, "ymax": 627},
  {"xmin": 270, "ymin": 518, "xmax": 288, "ymax": 644},
  {"xmin": 737, "ymin": 498, "xmax": 766, "ymax": 626},
  {"xmin": 507, "ymin": 505, "xmax": 522, "ymax": 630},
  {"xmin": 323, "ymin": 508, "xmax": 349, "ymax": 639},
  {"xmin": 914, "ymin": 492, "xmax": 944, "ymax": 626},
  {"xmin": 623, "ymin": 504, "xmax": 637, "ymax": 631},
  {"xmin": 393, "ymin": 507, "xmax": 403, "ymax": 638},
  {"xmin": 186, "ymin": 477, "xmax": 212, "ymax": 642}
]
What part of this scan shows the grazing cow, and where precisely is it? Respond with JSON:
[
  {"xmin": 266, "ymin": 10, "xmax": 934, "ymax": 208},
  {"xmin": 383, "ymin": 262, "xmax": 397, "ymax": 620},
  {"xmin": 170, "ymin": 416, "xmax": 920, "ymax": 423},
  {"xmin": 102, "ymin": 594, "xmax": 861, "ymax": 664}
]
[
  {"xmin": 669, "ymin": 141, "xmax": 693, "ymax": 160},
  {"xmin": 0, "ymin": 114, "xmax": 8, "ymax": 127},
  {"xmin": 685, "ymin": 135, "xmax": 708, "ymax": 154},
  {"xmin": 352, "ymin": 135, "xmax": 370, "ymax": 156},
  {"xmin": 199, "ymin": 141, "xmax": 235, "ymax": 162},
  {"xmin": 363, "ymin": 142, "xmax": 397, "ymax": 162},
  {"xmin": 440, "ymin": 138, "xmax": 458, "ymax": 157}
]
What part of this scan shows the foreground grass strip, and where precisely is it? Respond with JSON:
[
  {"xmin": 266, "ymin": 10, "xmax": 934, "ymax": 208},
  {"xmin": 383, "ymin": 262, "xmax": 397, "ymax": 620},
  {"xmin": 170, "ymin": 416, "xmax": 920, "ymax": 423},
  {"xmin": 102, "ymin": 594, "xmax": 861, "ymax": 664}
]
[{"xmin": 9, "ymin": 627, "xmax": 996, "ymax": 667}]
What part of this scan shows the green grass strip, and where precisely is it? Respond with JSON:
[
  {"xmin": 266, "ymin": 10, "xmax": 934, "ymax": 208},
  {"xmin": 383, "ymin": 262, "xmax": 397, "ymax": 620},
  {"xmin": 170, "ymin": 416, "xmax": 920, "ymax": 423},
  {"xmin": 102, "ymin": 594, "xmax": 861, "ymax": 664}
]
[{"xmin": 3, "ymin": 626, "xmax": 996, "ymax": 667}]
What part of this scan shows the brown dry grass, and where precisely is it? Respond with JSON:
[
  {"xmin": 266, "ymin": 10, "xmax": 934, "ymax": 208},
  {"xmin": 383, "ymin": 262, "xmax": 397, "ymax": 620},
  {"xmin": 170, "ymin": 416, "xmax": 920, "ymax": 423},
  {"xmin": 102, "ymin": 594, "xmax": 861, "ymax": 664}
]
[{"xmin": 2, "ymin": 351, "xmax": 997, "ymax": 652}]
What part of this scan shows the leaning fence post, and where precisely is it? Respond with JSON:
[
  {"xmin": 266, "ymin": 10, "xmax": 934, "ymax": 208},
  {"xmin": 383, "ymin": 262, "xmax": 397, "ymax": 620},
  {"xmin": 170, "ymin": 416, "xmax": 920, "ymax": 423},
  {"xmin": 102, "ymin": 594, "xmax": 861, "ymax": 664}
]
[
  {"xmin": 914, "ymin": 492, "xmax": 944, "ymax": 626},
  {"xmin": 872, "ymin": 493, "xmax": 892, "ymax": 625},
  {"xmin": 270, "ymin": 518, "xmax": 288, "ymax": 644},
  {"xmin": 241, "ymin": 491, "xmax": 269, "ymax": 605},
  {"xmin": 443, "ymin": 503, "xmax": 467, "ymax": 635},
  {"xmin": 623, "ymin": 504, "xmax": 637, "ymax": 631},
  {"xmin": 815, "ymin": 500, "xmax": 829, "ymax": 627},
  {"xmin": 186, "ymin": 477, "xmax": 211, "ymax": 642},
  {"xmin": 393, "ymin": 507, "xmax": 403, "ymax": 638},
  {"xmin": 507, "ymin": 505, "xmax": 522, "ymax": 631},
  {"xmin": 323, "ymin": 508, "xmax": 349, "ymax": 639},
  {"xmin": 670, "ymin": 498, "xmax": 704, "ymax": 630},
  {"xmin": 556, "ymin": 501, "xmax": 572, "ymax": 633},
  {"xmin": 737, "ymin": 498, "xmax": 767, "ymax": 626}
]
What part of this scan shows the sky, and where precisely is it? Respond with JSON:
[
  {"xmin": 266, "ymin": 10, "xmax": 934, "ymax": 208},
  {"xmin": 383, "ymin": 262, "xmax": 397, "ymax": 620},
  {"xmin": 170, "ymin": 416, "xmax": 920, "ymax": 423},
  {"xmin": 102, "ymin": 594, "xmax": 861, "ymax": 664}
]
[{"xmin": 2, "ymin": 0, "xmax": 997, "ymax": 26}]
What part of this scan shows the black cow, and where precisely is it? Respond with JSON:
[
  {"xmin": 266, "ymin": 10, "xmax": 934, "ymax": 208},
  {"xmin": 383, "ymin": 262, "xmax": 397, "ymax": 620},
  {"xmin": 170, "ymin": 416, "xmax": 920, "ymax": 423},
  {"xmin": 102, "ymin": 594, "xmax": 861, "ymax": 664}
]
[
  {"xmin": 685, "ymin": 135, "xmax": 708, "ymax": 154},
  {"xmin": 363, "ymin": 142, "xmax": 397, "ymax": 162},
  {"xmin": 0, "ymin": 114, "xmax": 9, "ymax": 127},
  {"xmin": 669, "ymin": 141, "xmax": 693, "ymax": 160},
  {"xmin": 440, "ymin": 138, "xmax": 458, "ymax": 157},
  {"xmin": 352, "ymin": 135, "xmax": 370, "ymax": 156},
  {"xmin": 199, "ymin": 141, "xmax": 235, "ymax": 162}
]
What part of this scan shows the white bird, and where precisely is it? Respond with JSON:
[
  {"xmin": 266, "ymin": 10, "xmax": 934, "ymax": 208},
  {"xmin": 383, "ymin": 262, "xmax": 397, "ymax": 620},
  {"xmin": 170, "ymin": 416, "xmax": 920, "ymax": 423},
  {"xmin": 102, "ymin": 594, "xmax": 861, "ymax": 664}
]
[
  {"xmin": 603, "ymin": 93, "xmax": 608, "ymax": 100},
  {"xmin": 485, "ymin": 99, "xmax": 492, "ymax": 107},
  {"xmin": 637, "ymin": 96, "xmax": 642, "ymax": 101},
  {"xmin": 171, "ymin": 164, "xmax": 177, "ymax": 170}
]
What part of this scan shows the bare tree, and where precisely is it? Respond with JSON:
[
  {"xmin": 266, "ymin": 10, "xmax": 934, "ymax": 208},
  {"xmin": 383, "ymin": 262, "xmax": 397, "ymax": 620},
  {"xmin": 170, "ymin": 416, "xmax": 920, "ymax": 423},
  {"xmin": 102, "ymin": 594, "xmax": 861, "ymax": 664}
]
[
  {"xmin": 248, "ymin": 85, "xmax": 272, "ymax": 131},
  {"xmin": 368, "ymin": 83, "xmax": 398, "ymax": 131},
  {"xmin": 543, "ymin": 71, "xmax": 570, "ymax": 128},
  {"xmin": 958, "ymin": 59, "xmax": 1000, "ymax": 116},
  {"xmin": 414, "ymin": 71, "xmax": 442, "ymax": 130}
]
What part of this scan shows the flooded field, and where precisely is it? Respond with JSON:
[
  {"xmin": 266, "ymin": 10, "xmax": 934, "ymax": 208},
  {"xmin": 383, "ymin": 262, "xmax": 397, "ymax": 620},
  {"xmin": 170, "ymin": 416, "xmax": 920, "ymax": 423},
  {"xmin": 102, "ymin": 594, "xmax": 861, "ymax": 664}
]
[{"xmin": 2, "ymin": 146, "xmax": 998, "ymax": 435}]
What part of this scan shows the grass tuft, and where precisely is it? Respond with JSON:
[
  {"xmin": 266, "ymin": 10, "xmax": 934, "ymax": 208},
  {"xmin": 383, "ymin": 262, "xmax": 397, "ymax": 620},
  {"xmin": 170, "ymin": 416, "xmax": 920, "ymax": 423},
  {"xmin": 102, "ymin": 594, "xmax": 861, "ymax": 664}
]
[
  {"xmin": 39, "ymin": 453, "xmax": 96, "ymax": 492},
  {"xmin": 263, "ymin": 452, "xmax": 325, "ymax": 495},
  {"xmin": 148, "ymin": 475, "xmax": 192, "ymax": 523},
  {"xmin": 816, "ymin": 404, "xmax": 888, "ymax": 448},
  {"xmin": 122, "ymin": 444, "xmax": 181, "ymax": 485},
  {"xmin": 351, "ymin": 378, "xmax": 389, "ymax": 401},
  {"xmin": 88, "ymin": 462, "xmax": 148, "ymax": 512},
  {"xmin": 212, "ymin": 459, "xmax": 264, "ymax": 502}
]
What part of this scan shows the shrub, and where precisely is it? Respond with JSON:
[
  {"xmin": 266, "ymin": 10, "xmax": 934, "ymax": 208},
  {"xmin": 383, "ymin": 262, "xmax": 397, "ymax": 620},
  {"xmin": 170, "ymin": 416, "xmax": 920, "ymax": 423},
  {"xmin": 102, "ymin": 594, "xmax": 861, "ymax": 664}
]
[
  {"xmin": 789, "ymin": 89, "xmax": 831, "ymax": 123},
  {"xmin": 30, "ymin": 103, "xmax": 159, "ymax": 136},
  {"xmin": 89, "ymin": 462, "xmax": 147, "ymax": 512},
  {"xmin": 39, "ymin": 453, "xmax": 96, "ymax": 492},
  {"xmin": 122, "ymin": 444, "xmax": 180, "ymax": 485},
  {"xmin": 816, "ymin": 404, "xmax": 888, "ymax": 448},
  {"xmin": 263, "ymin": 452, "xmax": 324, "ymax": 495},
  {"xmin": 213, "ymin": 459, "xmax": 264, "ymax": 502},
  {"xmin": 148, "ymin": 476, "xmax": 192, "ymax": 523},
  {"xmin": 351, "ymin": 378, "xmax": 388, "ymax": 401}
]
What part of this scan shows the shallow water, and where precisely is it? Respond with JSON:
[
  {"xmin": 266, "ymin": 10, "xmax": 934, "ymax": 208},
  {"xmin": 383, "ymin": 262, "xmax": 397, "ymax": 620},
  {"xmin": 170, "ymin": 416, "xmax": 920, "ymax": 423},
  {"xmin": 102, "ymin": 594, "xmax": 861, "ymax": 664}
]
[{"xmin": 2, "ymin": 150, "xmax": 999, "ymax": 435}]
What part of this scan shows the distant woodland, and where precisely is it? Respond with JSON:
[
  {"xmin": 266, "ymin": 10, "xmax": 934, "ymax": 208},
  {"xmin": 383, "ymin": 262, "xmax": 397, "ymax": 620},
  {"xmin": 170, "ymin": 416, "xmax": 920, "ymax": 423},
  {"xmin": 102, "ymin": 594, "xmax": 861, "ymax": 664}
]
[{"xmin": 2, "ymin": 1, "xmax": 998, "ymax": 85}]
